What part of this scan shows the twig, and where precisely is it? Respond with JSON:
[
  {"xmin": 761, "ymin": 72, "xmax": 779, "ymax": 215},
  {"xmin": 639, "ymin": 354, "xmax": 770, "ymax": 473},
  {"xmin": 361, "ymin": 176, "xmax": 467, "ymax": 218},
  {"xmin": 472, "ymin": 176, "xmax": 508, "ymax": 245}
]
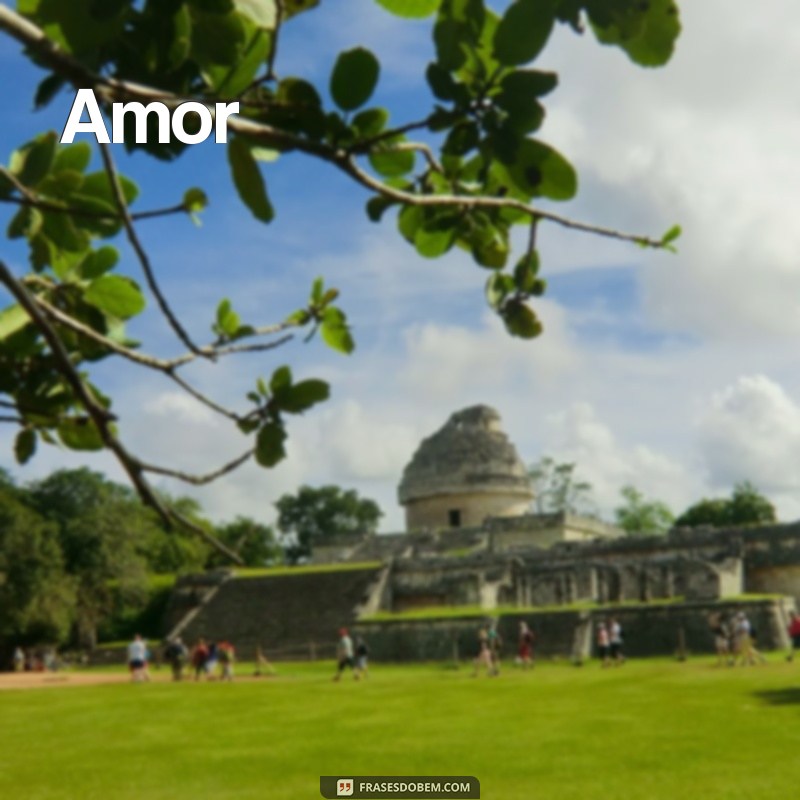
[
  {"xmin": 165, "ymin": 370, "xmax": 243, "ymax": 423},
  {"xmin": 266, "ymin": 0, "xmax": 284, "ymax": 82},
  {"xmin": 98, "ymin": 142, "xmax": 207, "ymax": 357},
  {"xmin": 141, "ymin": 449, "xmax": 255, "ymax": 486}
]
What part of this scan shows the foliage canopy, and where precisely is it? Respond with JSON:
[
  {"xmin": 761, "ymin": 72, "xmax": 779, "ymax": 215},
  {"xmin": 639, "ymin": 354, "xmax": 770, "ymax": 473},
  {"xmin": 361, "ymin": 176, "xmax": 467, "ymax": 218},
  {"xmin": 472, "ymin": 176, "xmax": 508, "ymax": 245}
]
[{"xmin": 0, "ymin": 0, "xmax": 681, "ymax": 559}]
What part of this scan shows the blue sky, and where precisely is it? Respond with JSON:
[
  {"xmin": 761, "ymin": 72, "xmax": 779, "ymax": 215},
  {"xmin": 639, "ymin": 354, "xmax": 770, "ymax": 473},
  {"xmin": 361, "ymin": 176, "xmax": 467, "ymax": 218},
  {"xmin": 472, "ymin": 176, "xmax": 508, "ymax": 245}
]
[{"xmin": 3, "ymin": 1, "xmax": 800, "ymax": 531}]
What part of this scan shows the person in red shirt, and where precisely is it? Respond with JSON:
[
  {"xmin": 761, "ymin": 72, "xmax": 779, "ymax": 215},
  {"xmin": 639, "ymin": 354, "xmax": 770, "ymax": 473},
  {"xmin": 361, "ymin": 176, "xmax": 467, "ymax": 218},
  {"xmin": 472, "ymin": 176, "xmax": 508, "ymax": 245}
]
[{"xmin": 787, "ymin": 611, "xmax": 800, "ymax": 662}]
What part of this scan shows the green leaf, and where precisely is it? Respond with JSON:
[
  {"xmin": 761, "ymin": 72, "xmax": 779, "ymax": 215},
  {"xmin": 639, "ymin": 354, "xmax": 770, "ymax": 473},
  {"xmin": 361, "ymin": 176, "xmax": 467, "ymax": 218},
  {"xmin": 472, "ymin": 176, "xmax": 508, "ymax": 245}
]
[
  {"xmin": 81, "ymin": 171, "xmax": 139, "ymax": 206},
  {"xmin": 366, "ymin": 195, "xmax": 396, "ymax": 222},
  {"xmin": 42, "ymin": 211, "xmax": 89, "ymax": 253},
  {"xmin": 330, "ymin": 47, "xmax": 381, "ymax": 111},
  {"xmin": 79, "ymin": 247, "xmax": 119, "ymax": 280},
  {"xmin": 471, "ymin": 223, "xmax": 509, "ymax": 269},
  {"xmin": 485, "ymin": 272, "xmax": 515, "ymax": 309},
  {"xmin": 369, "ymin": 137, "xmax": 416, "ymax": 177},
  {"xmin": 14, "ymin": 428, "xmax": 37, "ymax": 465},
  {"xmin": 189, "ymin": 0, "xmax": 235, "ymax": 11},
  {"xmin": 0, "ymin": 305, "xmax": 31, "ymax": 341},
  {"xmin": 191, "ymin": 6, "xmax": 247, "ymax": 68},
  {"xmin": 506, "ymin": 139, "xmax": 577, "ymax": 201},
  {"xmin": 513, "ymin": 250, "xmax": 540, "ymax": 293},
  {"xmin": 352, "ymin": 108, "xmax": 390, "ymax": 138},
  {"xmin": 270, "ymin": 365, "xmax": 292, "ymax": 393},
  {"xmin": 237, "ymin": 417, "xmax": 260, "ymax": 434},
  {"xmin": 661, "ymin": 224, "xmax": 682, "ymax": 246},
  {"xmin": 233, "ymin": 0, "xmax": 277, "ymax": 28},
  {"xmin": 228, "ymin": 136, "xmax": 274, "ymax": 222},
  {"xmin": 7, "ymin": 206, "xmax": 43, "ymax": 240},
  {"xmin": 57, "ymin": 417, "xmax": 105, "ymax": 451},
  {"xmin": 250, "ymin": 146, "xmax": 281, "ymax": 162},
  {"xmin": 184, "ymin": 187, "xmax": 209, "ymax": 213},
  {"xmin": 415, "ymin": 213, "xmax": 458, "ymax": 258},
  {"xmin": 434, "ymin": 18, "xmax": 469, "ymax": 71},
  {"xmin": 84, "ymin": 275, "xmax": 147, "ymax": 319},
  {"xmin": 286, "ymin": 309, "xmax": 311, "ymax": 325},
  {"xmin": 320, "ymin": 307, "xmax": 355, "ymax": 354},
  {"xmin": 255, "ymin": 421, "xmax": 287, "ymax": 467},
  {"xmin": 495, "ymin": 70, "xmax": 555, "ymax": 132},
  {"xmin": 589, "ymin": 0, "xmax": 681, "ymax": 68},
  {"xmin": 493, "ymin": 0, "xmax": 556, "ymax": 66},
  {"xmin": 34, "ymin": 74, "xmax": 65, "ymax": 109},
  {"xmin": 168, "ymin": 4, "xmax": 193, "ymax": 70},
  {"xmin": 375, "ymin": 0, "xmax": 441, "ymax": 17},
  {"xmin": 53, "ymin": 142, "xmax": 92, "ymax": 173},
  {"xmin": 9, "ymin": 132, "xmax": 58, "ymax": 188},
  {"xmin": 311, "ymin": 277, "xmax": 324, "ymax": 304},
  {"xmin": 215, "ymin": 298, "xmax": 241, "ymax": 336},
  {"xmin": 502, "ymin": 299, "xmax": 543, "ymax": 338},
  {"xmin": 276, "ymin": 379, "xmax": 330, "ymax": 413}
]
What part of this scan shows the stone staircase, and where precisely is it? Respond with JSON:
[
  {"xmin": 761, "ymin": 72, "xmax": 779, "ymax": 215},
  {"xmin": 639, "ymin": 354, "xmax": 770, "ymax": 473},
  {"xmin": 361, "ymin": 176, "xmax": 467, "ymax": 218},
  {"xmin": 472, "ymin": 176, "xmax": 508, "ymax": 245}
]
[{"xmin": 167, "ymin": 566, "xmax": 384, "ymax": 660}]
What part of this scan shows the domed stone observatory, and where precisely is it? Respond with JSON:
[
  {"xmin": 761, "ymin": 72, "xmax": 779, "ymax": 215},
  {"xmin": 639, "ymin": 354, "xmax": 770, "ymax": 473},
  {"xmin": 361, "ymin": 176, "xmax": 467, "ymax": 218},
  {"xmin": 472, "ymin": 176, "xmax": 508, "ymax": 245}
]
[{"xmin": 398, "ymin": 405, "xmax": 534, "ymax": 531}]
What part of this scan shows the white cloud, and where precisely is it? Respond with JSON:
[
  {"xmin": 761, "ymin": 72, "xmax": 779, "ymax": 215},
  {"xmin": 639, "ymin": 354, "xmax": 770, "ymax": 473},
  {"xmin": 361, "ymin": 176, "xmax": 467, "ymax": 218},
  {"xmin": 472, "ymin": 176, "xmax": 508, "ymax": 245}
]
[
  {"xmin": 697, "ymin": 375, "xmax": 800, "ymax": 495},
  {"xmin": 537, "ymin": 1, "xmax": 800, "ymax": 339},
  {"xmin": 540, "ymin": 402, "xmax": 698, "ymax": 517}
]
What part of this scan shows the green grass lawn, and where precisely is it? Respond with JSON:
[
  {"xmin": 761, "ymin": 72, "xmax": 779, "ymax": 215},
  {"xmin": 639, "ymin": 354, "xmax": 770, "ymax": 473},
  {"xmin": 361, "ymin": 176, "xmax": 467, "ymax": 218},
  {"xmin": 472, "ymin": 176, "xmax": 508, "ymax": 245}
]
[{"xmin": 1, "ymin": 657, "xmax": 799, "ymax": 799}]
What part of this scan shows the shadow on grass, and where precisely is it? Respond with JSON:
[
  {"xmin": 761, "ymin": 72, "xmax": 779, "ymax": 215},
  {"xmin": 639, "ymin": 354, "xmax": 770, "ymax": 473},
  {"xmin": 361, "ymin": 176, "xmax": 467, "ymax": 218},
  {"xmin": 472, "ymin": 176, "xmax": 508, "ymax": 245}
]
[{"xmin": 754, "ymin": 687, "xmax": 800, "ymax": 706}]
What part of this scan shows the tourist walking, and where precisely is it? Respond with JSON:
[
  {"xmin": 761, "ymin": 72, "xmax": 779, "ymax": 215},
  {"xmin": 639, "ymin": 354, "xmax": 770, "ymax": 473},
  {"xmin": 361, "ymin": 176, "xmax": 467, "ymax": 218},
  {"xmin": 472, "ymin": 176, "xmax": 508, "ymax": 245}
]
[
  {"xmin": 164, "ymin": 637, "xmax": 188, "ymax": 681},
  {"xmin": 596, "ymin": 621, "xmax": 611, "ymax": 667},
  {"xmin": 218, "ymin": 641, "xmax": 235, "ymax": 681},
  {"xmin": 609, "ymin": 618, "xmax": 625, "ymax": 665},
  {"xmin": 787, "ymin": 611, "xmax": 800, "ymax": 662},
  {"xmin": 191, "ymin": 638, "xmax": 210, "ymax": 680},
  {"xmin": 333, "ymin": 628, "xmax": 358, "ymax": 681},
  {"xmin": 518, "ymin": 622, "xmax": 534, "ymax": 670},
  {"xmin": 708, "ymin": 612, "xmax": 732, "ymax": 667},
  {"xmin": 488, "ymin": 622, "xmax": 502, "ymax": 675},
  {"xmin": 473, "ymin": 627, "xmax": 495, "ymax": 677},
  {"xmin": 127, "ymin": 634, "xmax": 150, "ymax": 682},
  {"xmin": 735, "ymin": 612, "xmax": 766, "ymax": 666},
  {"xmin": 354, "ymin": 637, "xmax": 369, "ymax": 679}
]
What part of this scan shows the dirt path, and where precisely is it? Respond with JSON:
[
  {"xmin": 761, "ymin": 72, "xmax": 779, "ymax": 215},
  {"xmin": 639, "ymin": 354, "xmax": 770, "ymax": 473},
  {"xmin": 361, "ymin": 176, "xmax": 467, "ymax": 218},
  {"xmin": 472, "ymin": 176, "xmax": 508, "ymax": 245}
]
[{"xmin": 0, "ymin": 670, "xmax": 163, "ymax": 690}]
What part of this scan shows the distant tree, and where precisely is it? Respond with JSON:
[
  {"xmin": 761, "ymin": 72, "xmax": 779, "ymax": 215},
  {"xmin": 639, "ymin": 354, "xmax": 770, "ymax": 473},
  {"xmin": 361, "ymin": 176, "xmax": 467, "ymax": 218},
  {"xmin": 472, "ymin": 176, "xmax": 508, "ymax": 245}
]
[
  {"xmin": 28, "ymin": 469, "xmax": 153, "ymax": 647},
  {"xmin": 206, "ymin": 517, "xmax": 282, "ymax": 569},
  {"xmin": 275, "ymin": 485, "xmax": 383, "ymax": 563},
  {"xmin": 614, "ymin": 485, "xmax": 674, "ymax": 536},
  {"xmin": 140, "ymin": 493, "xmax": 213, "ymax": 574},
  {"xmin": 0, "ymin": 484, "xmax": 74, "ymax": 645},
  {"xmin": 528, "ymin": 456, "xmax": 595, "ymax": 516},
  {"xmin": 675, "ymin": 482, "xmax": 777, "ymax": 528}
]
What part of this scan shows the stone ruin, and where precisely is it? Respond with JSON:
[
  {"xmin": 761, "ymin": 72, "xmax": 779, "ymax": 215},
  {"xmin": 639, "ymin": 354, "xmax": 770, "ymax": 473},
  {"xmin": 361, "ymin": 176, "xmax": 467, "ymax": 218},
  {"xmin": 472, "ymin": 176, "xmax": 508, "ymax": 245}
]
[
  {"xmin": 160, "ymin": 404, "xmax": 800, "ymax": 660},
  {"xmin": 313, "ymin": 405, "xmax": 800, "ymax": 616}
]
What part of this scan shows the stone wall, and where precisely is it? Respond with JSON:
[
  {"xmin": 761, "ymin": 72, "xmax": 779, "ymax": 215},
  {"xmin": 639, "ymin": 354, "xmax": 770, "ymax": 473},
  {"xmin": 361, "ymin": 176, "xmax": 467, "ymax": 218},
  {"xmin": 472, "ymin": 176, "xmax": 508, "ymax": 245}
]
[
  {"xmin": 405, "ymin": 490, "xmax": 531, "ymax": 531},
  {"xmin": 356, "ymin": 598, "xmax": 795, "ymax": 663}
]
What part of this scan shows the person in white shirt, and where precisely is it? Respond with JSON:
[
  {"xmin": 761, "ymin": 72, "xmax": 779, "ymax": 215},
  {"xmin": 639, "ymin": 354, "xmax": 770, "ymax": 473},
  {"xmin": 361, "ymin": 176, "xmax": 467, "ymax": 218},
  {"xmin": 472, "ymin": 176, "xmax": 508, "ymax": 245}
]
[
  {"xmin": 333, "ymin": 628, "xmax": 358, "ymax": 681},
  {"xmin": 127, "ymin": 634, "xmax": 150, "ymax": 682}
]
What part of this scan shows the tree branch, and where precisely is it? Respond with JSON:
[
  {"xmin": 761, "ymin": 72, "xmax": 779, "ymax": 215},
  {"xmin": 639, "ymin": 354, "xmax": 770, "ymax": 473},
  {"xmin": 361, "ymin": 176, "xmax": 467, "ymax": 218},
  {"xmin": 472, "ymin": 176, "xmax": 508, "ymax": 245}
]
[
  {"xmin": 97, "ymin": 142, "xmax": 208, "ymax": 357},
  {"xmin": 0, "ymin": 5, "xmax": 670, "ymax": 251},
  {"xmin": 0, "ymin": 260, "xmax": 244, "ymax": 564},
  {"xmin": 141, "ymin": 449, "xmax": 254, "ymax": 485}
]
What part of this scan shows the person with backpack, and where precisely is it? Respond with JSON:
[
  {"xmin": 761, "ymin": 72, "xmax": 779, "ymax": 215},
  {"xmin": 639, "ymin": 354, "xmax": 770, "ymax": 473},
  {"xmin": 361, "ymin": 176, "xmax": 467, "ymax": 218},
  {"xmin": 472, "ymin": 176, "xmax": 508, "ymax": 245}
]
[{"xmin": 164, "ymin": 637, "xmax": 188, "ymax": 682}]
